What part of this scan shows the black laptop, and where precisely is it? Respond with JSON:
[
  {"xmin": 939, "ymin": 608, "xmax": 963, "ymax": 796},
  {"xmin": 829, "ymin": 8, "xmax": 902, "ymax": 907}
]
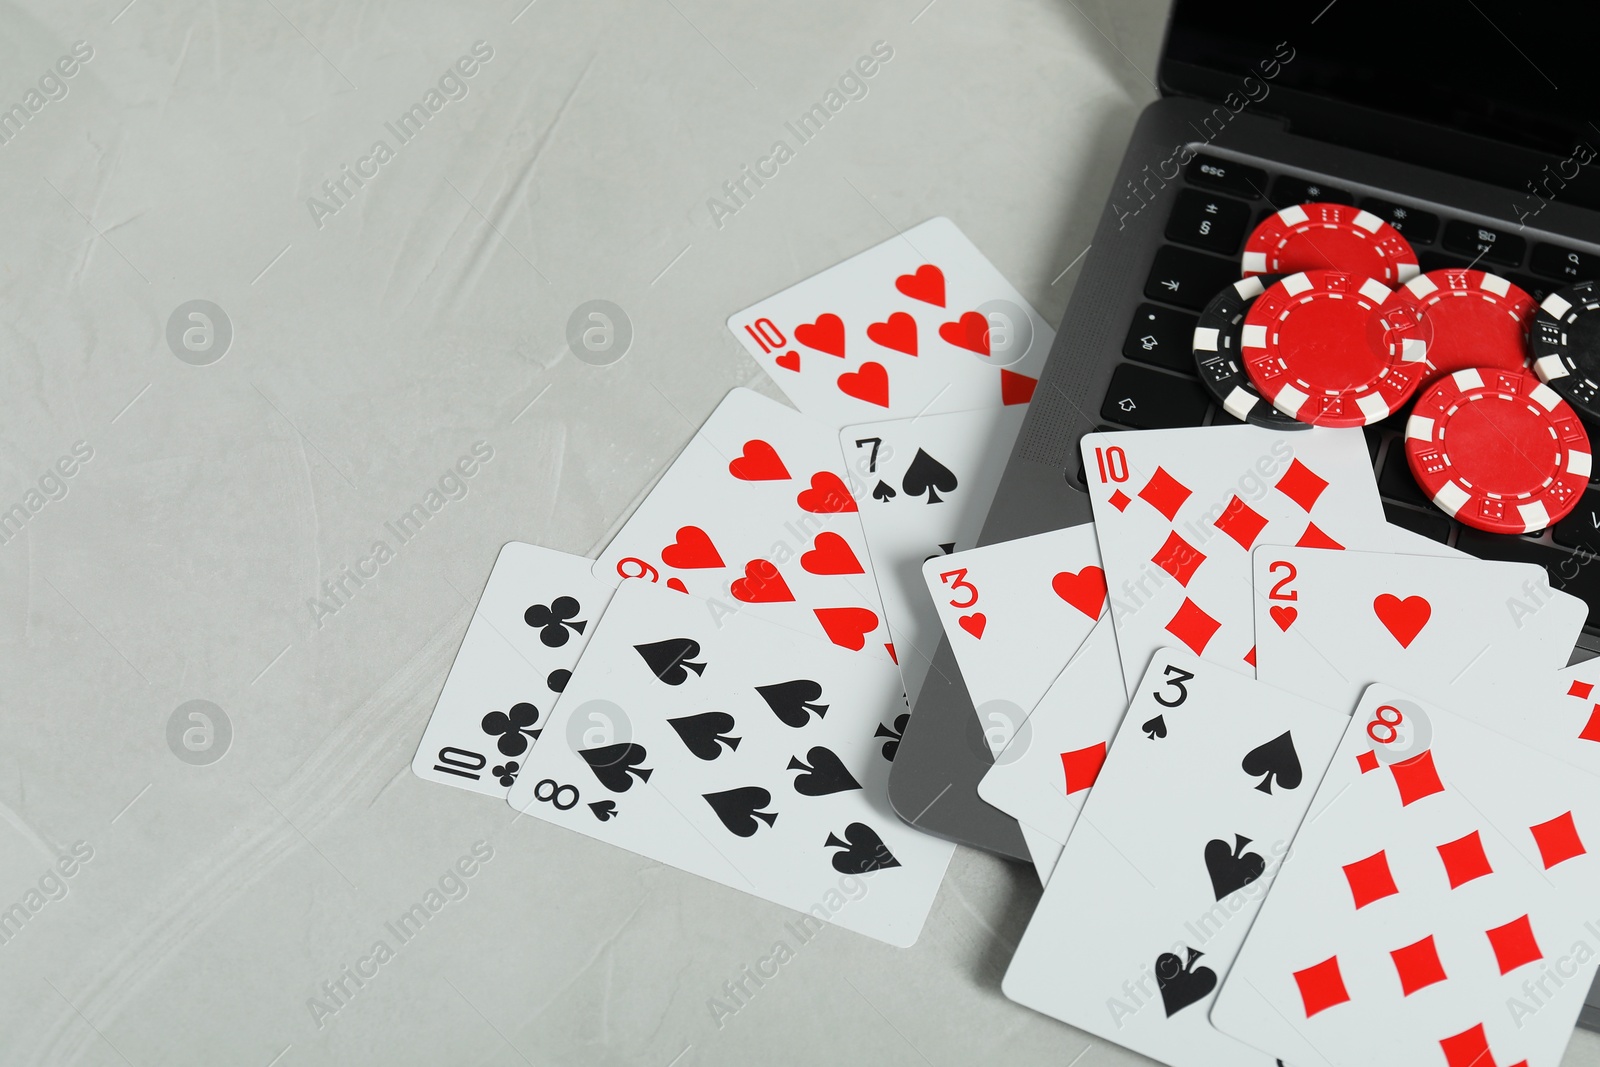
[{"xmin": 886, "ymin": 0, "xmax": 1600, "ymax": 1031}]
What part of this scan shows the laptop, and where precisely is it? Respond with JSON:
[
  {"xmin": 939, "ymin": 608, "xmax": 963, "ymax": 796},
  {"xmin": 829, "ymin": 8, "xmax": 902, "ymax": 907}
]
[{"xmin": 886, "ymin": 0, "xmax": 1600, "ymax": 1031}]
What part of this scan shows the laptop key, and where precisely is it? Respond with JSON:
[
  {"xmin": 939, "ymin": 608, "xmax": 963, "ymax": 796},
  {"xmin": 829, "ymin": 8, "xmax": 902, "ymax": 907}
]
[
  {"xmin": 1378, "ymin": 444, "xmax": 1431, "ymax": 509},
  {"xmin": 1359, "ymin": 199, "xmax": 1439, "ymax": 244},
  {"xmin": 1530, "ymin": 243, "xmax": 1600, "ymax": 285},
  {"xmin": 1165, "ymin": 189, "xmax": 1251, "ymax": 256},
  {"xmin": 1508, "ymin": 272, "xmax": 1560, "ymax": 303},
  {"xmin": 1100, "ymin": 363, "xmax": 1210, "ymax": 429},
  {"xmin": 1442, "ymin": 220, "xmax": 1526, "ymax": 267},
  {"xmin": 1383, "ymin": 501, "xmax": 1452, "ymax": 543},
  {"xmin": 1123, "ymin": 303, "xmax": 1200, "ymax": 373},
  {"xmin": 1144, "ymin": 245, "xmax": 1239, "ymax": 311},
  {"xmin": 1455, "ymin": 529, "xmax": 1600, "ymax": 625},
  {"xmin": 1271, "ymin": 176, "xmax": 1352, "ymax": 206},
  {"xmin": 1185, "ymin": 155, "xmax": 1266, "ymax": 199},
  {"xmin": 1553, "ymin": 489, "xmax": 1600, "ymax": 550},
  {"xmin": 1418, "ymin": 250, "xmax": 1474, "ymax": 274}
]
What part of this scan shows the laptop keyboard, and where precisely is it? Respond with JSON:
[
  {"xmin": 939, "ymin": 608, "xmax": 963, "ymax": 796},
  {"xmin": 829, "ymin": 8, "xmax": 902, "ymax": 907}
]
[{"xmin": 1094, "ymin": 153, "xmax": 1600, "ymax": 630}]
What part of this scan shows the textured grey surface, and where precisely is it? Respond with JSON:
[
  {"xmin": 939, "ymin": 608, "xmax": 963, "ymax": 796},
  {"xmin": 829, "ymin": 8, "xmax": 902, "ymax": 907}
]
[{"xmin": 2, "ymin": 1, "xmax": 1597, "ymax": 1064}]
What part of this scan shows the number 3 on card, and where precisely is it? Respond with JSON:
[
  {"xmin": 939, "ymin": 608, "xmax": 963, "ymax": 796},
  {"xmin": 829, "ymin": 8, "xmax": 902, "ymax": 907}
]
[{"xmin": 938, "ymin": 567, "xmax": 978, "ymax": 609}]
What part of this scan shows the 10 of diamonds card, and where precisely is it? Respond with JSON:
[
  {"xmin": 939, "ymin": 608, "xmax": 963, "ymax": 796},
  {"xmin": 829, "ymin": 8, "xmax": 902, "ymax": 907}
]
[
  {"xmin": 505, "ymin": 579, "xmax": 954, "ymax": 947},
  {"xmin": 412, "ymin": 543, "xmax": 612, "ymax": 797},
  {"xmin": 728, "ymin": 217, "xmax": 1050, "ymax": 427}
]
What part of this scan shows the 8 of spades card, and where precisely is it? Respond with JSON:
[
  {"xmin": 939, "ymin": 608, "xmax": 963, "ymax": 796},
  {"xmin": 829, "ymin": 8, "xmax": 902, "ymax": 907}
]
[
  {"xmin": 505, "ymin": 579, "xmax": 954, "ymax": 947},
  {"xmin": 412, "ymin": 543, "xmax": 613, "ymax": 798},
  {"xmin": 1002, "ymin": 650, "xmax": 1347, "ymax": 1067},
  {"xmin": 844, "ymin": 405, "xmax": 1025, "ymax": 701}
]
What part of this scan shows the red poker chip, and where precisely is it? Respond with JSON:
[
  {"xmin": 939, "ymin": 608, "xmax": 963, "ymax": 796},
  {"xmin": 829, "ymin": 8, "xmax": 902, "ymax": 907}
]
[
  {"xmin": 1241, "ymin": 270, "xmax": 1429, "ymax": 427},
  {"xmin": 1243, "ymin": 202, "xmax": 1419, "ymax": 284},
  {"xmin": 1400, "ymin": 269, "xmax": 1535, "ymax": 387},
  {"xmin": 1405, "ymin": 367, "xmax": 1591, "ymax": 534}
]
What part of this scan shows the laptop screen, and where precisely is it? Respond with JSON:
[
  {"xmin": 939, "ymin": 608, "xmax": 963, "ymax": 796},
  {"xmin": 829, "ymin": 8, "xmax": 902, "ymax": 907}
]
[{"xmin": 1161, "ymin": 1, "xmax": 1600, "ymax": 211}]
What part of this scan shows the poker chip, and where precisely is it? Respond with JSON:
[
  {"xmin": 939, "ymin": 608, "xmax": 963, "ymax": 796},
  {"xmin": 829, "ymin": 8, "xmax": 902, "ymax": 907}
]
[
  {"xmin": 1405, "ymin": 366, "xmax": 1591, "ymax": 534},
  {"xmin": 1401, "ymin": 269, "xmax": 1535, "ymax": 388},
  {"xmin": 1530, "ymin": 280, "xmax": 1600, "ymax": 422},
  {"xmin": 1240, "ymin": 270, "xmax": 1429, "ymax": 427},
  {"xmin": 1191, "ymin": 274, "xmax": 1307, "ymax": 429},
  {"xmin": 1243, "ymin": 202, "xmax": 1419, "ymax": 285}
]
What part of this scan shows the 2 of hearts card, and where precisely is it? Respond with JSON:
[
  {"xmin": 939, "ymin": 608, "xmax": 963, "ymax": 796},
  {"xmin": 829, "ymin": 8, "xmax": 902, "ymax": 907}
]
[
  {"xmin": 505, "ymin": 579, "xmax": 953, "ymax": 947},
  {"xmin": 728, "ymin": 217, "xmax": 1051, "ymax": 427},
  {"xmin": 844, "ymin": 405, "xmax": 1026, "ymax": 701},
  {"xmin": 1253, "ymin": 547, "xmax": 1588, "ymax": 714},
  {"xmin": 1003, "ymin": 651, "xmax": 1347, "ymax": 1067},
  {"xmin": 1212, "ymin": 684, "xmax": 1600, "ymax": 1067},
  {"xmin": 412, "ymin": 543, "xmax": 612, "ymax": 797},
  {"xmin": 1080, "ymin": 425, "xmax": 1389, "ymax": 693},
  {"xmin": 595, "ymin": 388, "xmax": 891, "ymax": 659}
]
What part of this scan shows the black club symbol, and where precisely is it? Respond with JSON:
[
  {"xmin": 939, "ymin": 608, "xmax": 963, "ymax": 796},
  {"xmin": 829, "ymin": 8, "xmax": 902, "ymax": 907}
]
[
  {"xmin": 482, "ymin": 701, "xmax": 541, "ymax": 756},
  {"xmin": 493, "ymin": 761, "xmax": 521, "ymax": 787},
  {"xmin": 525, "ymin": 596, "xmax": 587, "ymax": 648}
]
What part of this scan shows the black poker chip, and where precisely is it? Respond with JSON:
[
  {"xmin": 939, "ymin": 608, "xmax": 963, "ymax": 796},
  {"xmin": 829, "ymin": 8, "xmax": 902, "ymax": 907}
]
[
  {"xmin": 1530, "ymin": 279, "xmax": 1600, "ymax": 421},
  {"xmin": 1191, "ymin": 274, "xmax": 1308, "ymax": 429}
]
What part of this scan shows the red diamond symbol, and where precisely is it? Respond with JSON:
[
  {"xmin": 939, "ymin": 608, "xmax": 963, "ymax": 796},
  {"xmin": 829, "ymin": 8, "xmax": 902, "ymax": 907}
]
[
  {"xmin": 1291, "ymin": 956, "xmax": 1351, "ymax": 1018},
  {"xmin": 1212, "ymin": 495, "xmax": 1269, "ymax": 549},
  {"xmin": 1440, "ymin": 1024, "xmax": 1496, "ymax": 1067},
  {"xmin": 1390, "ymin": 934, "xmax": 1448, "ymax": 996},
  {"xmin": 1061, "ymin": 742, "xmax": 1108, "ymax": 795},
  {"xmin": 1243, "ymin": 645, "xmax": 1256, "ymax": 668},
  {"xmin": 1152, "ymin": 531, "xmax": 1206, "ymax": 585},
  {"xmin": 1276, "ymin": 458, "xmax": 1330, "ymax": 511},
  {"xmin": 1109, "ymin": 488, "xmax": 1132, "ymax": 512},
  {"xmin": 1165, "ymin": 598, "xmax": 1222, "ymax": 655},
  {"xmin": 1356, "ymin": 750, "xmax": 1380, "ymax": 774},
  {"xmin": 1390, "ymin": 749, "xmax": 1446, "ymax": 807},
  {"xmin": 1137, "ymin": 467, "xmax": 1192, "ymax": 520},
  {"xmin": 1294, "ymin": 521, "xmax": 1344, "ymax": 550},
  {"xmin": 1437, "ymin": 830, "xmax": 1494, "ymax": 888},
  {"xmin": 1529, "ymin": 811, "xmax": 1587, "ymax": 869},
  {"xmin": 1342, "ymin": 850, "xmax": 1400, "ymax": 910},
  {"xmin": 1580, "ymin": 707, "xmax": 1600, "ymax": 744},
  {"xmin": 1569, "ymin": 680, "xmax": 1594, "ymax": 700},
  {"xmin": 1486, "ymin": 913, "xmax": 1543, "ymax": 974}
]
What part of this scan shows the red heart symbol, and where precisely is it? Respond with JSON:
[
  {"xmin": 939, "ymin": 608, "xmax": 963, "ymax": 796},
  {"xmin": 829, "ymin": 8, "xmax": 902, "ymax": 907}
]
[
  {"xmin": 1051, "ymin": 566, "xmax": 1107, "ymax": 619},
  {"xmin": 728, "ymin": 439, "xmax": 790, "ymax": 481},
  {"xmin": 895, "ymin": 264, "xmax": 945, "ymax": 307},
  {"xmin": 797, "ymin": 471, "xmax": 858, "ymax": 513},
  {"xmin": 837, "ymin": 361, "xmax": 889, "ymax": 407},
  {"xmin": 958, "ymin": 612, "xmax": 986, "ymax": 639},
  {"xmin": 1000, "ymin": 368, "xmax": 1037, "ymax": 406},
  {"xmin": 794, "ymin": 314, "xmax": 845, "ymax": 357},
  {"xmin": 813, "ymin": 606, "xmax": 879, "ymax": 651},
  {"xmin": 731, "ymin": 559, "xmax": 794, "ymax": 603},
  {"xmin": 939, "ymin": 311, "xmax": 990, "ymax": 355},
  {"xmin": 775, "ymin": 350, "xmax": 800, "ymax": 372},
  {"xmin": 801, "ymin": 532, "xmax": 863, "ymax": 575},
  {"xmin": 661, "ymin": 526, "xmax": 723, "ymax": 569},
  {"xmin": 1373, "ymin": 594, "xmax": 1431, "ymax": 648},
  {"xmin": 665, "ymin": 578, "xmax": 688, "ymax": 594},
  {"xmin": 867, "ymin": 311, "xmax": 918, "ymax": 356},
  {"xmin": 1270, "ymin": 605, "xmax": 1297, "ymax": 631}
]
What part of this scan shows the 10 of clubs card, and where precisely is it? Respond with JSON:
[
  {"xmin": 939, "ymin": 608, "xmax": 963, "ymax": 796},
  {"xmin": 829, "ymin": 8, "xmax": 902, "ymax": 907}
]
[
  {"xmin": 412, "ymin": 543, "xmax": 613, "ymax": 797},
  {"xmin": 844, "ymin": 405, "xmax": 1026, "ymax": 701},
  {"xmin": 1003, "ymin": 650, "xmax": 1347, "ymax": 1067},
  {"xmin": 728, "ymin": 217, "xmax": 1051, "ymax": 428},
  {"xmin": 505, "ymin": 579, "xmax": 954, "ymax": 947}
]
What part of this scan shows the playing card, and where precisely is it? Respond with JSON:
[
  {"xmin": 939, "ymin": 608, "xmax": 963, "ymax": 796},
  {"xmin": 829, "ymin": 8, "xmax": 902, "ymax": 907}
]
[
  {"xmin": 728, "ymin": 217, "xmax": 1051, "ymax": 428},
  {"xmin": 976, "ymin": 618, "xmax": 1127, "ymax": 883},
  {"xmin": 412, "ymin": 543, "xmax": 612, "ymax": 797},
  {"xmin": 595, "ymin": 388, "xmax": 891, "ymax": 659},
  {"xmin": 505, "ymin": 579, "xmax": 954, "ymax": 947},
  {"xmin": 1081, "ymin": 425, "xmax": 1389, "ymax": 693},
  {"xmin": 1212, "ymin": 684, "xmax": 1600, "ymax": 1067},
  {"xmin": 1003, "ymin": 650, "xmax": 1347, "ymax": 1067},
  {"xmin": 1253, "ymin": 547, "xmax": 1588, "ymax": 714},
  {"xmin": 846, "ymin": 405, "xmax": 1026, "ymax": 702}
]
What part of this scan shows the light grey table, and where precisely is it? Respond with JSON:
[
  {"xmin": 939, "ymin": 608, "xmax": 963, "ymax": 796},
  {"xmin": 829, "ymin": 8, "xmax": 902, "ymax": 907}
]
[{"xmin": 2, "ymin": 1, "xmax": 1595, "ymax": 1064}]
